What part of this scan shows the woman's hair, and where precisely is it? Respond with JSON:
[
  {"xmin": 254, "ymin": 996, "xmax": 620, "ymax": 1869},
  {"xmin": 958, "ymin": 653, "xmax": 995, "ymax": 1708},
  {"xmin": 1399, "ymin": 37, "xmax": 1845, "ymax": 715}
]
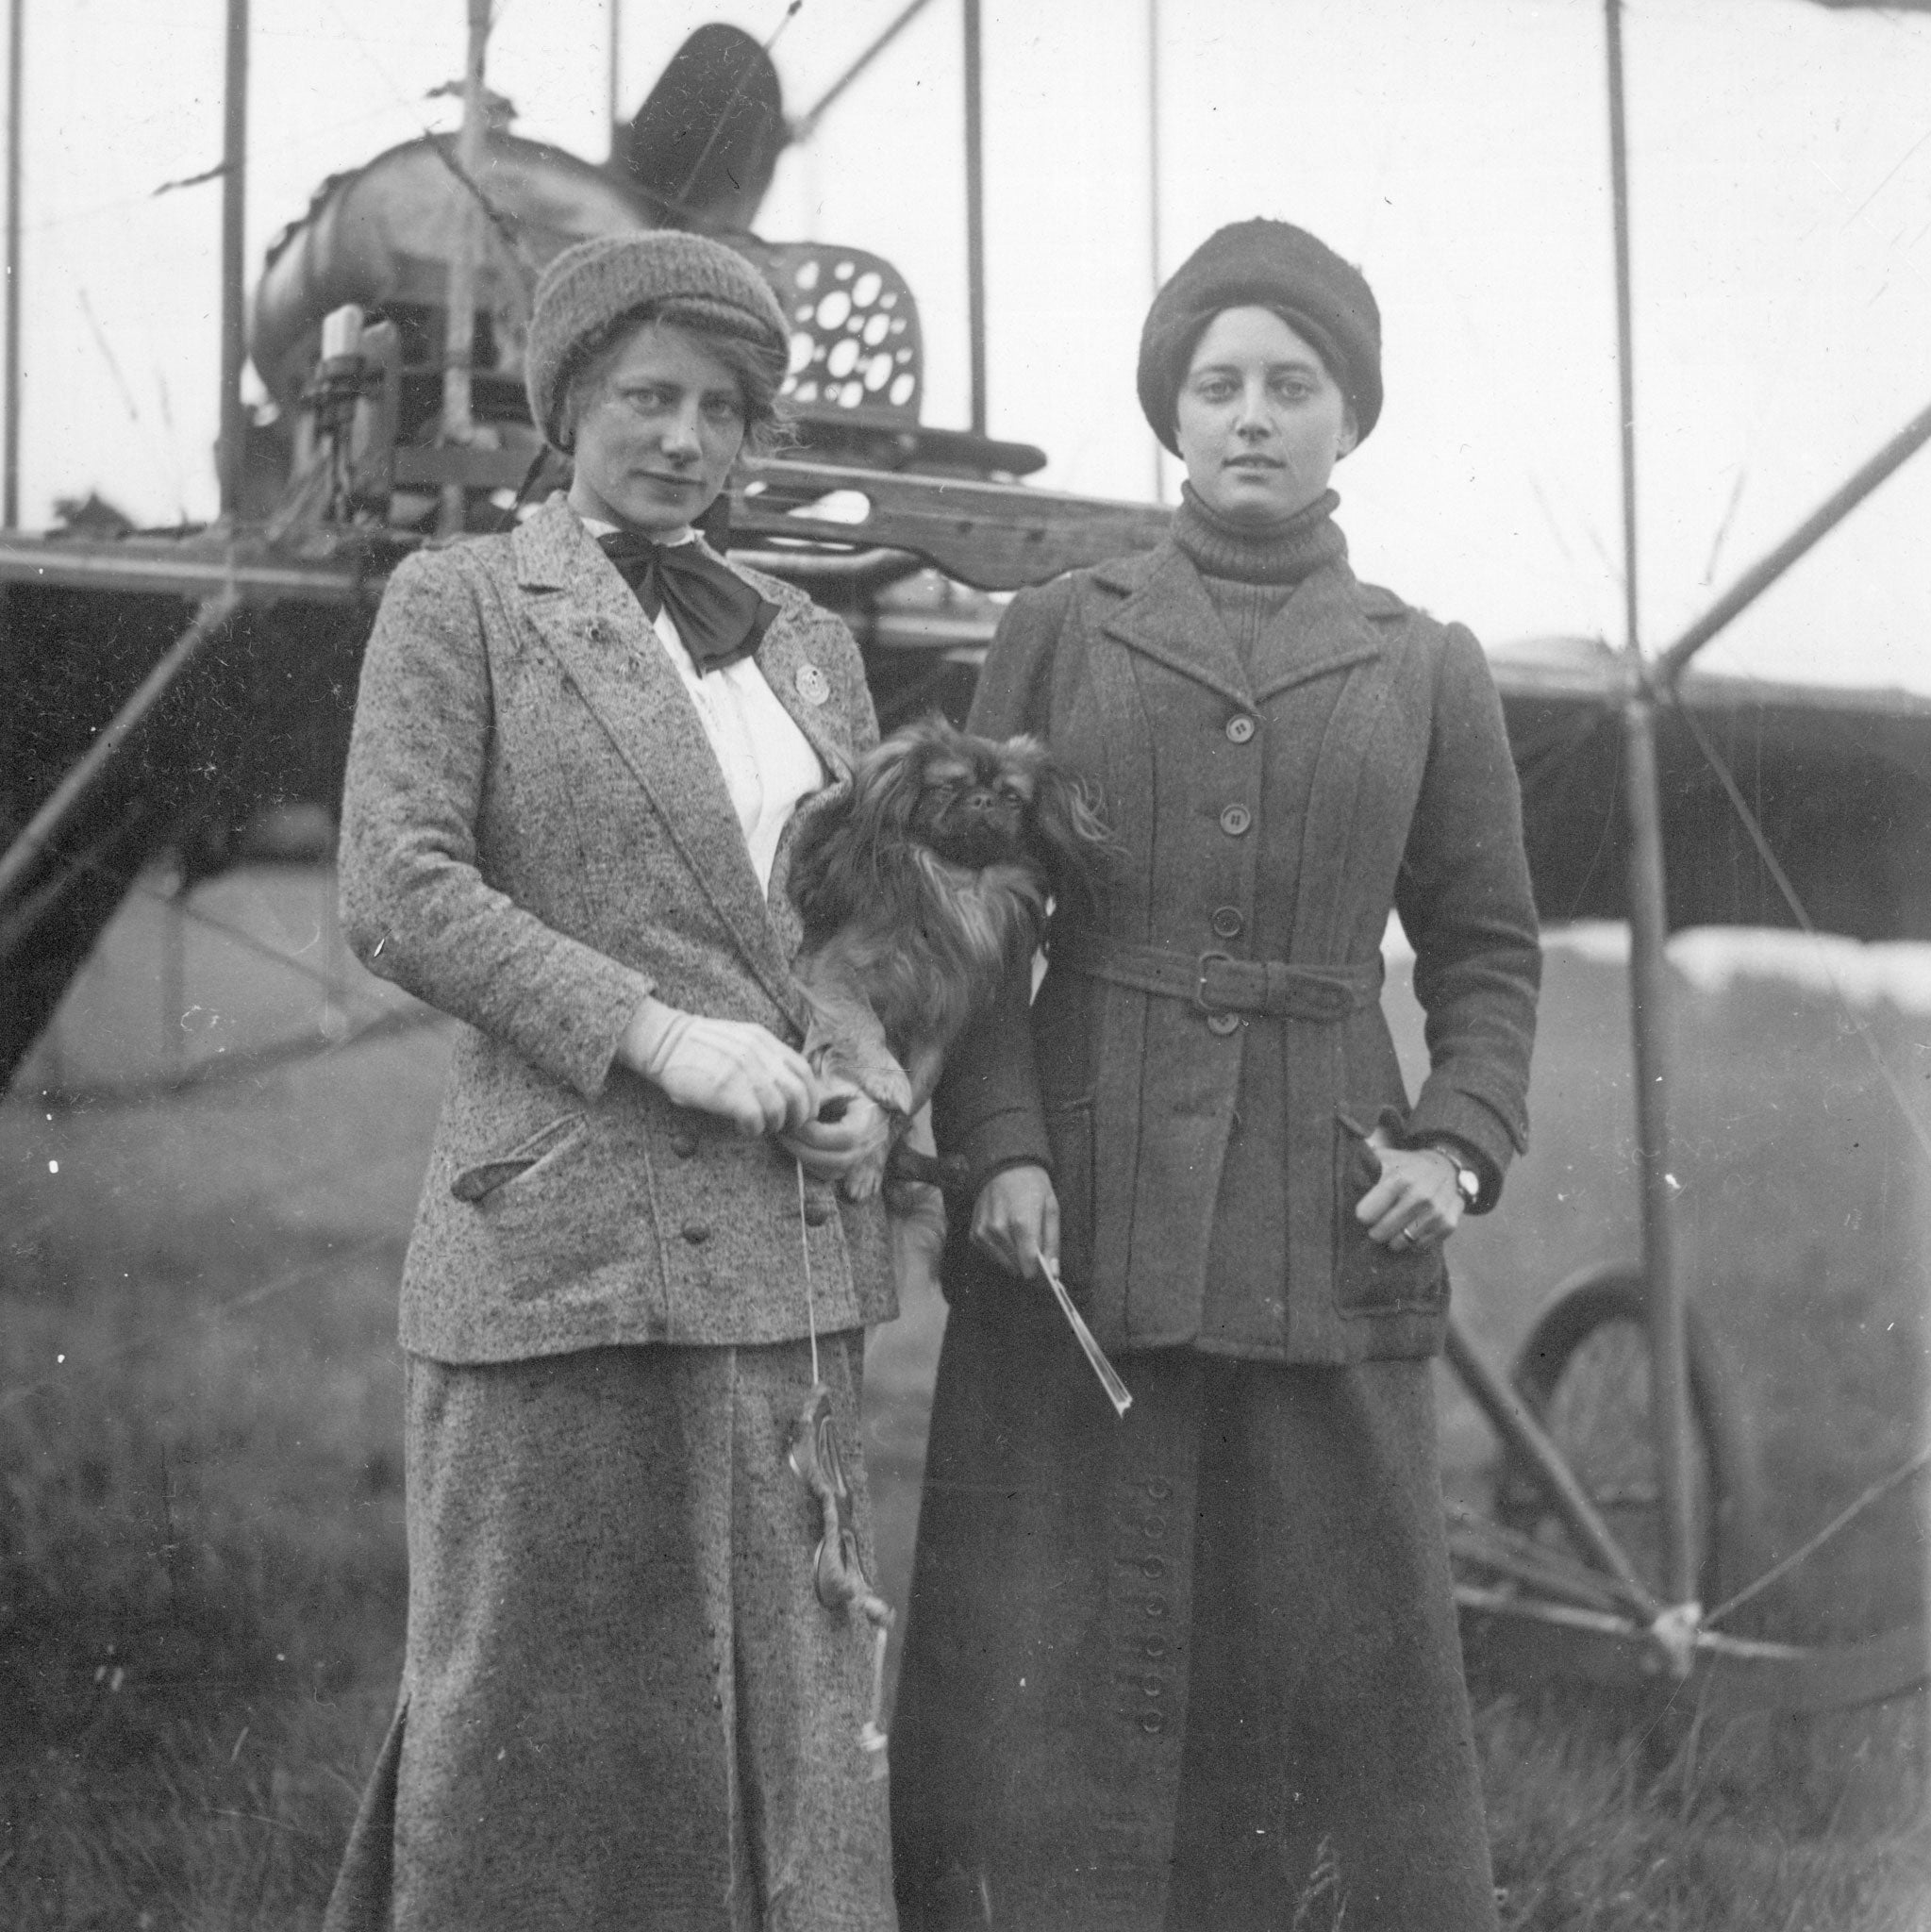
[{"xmin": 557, "ymin": 300, "xmax": 792, "ymax": 458}]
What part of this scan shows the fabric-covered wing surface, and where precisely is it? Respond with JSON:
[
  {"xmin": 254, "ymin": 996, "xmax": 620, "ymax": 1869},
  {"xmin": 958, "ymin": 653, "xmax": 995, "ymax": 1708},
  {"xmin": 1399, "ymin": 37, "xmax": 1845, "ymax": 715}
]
[{"xmin": 1497, "ymin": 637, "xmax": 1931, "ymax": 941}]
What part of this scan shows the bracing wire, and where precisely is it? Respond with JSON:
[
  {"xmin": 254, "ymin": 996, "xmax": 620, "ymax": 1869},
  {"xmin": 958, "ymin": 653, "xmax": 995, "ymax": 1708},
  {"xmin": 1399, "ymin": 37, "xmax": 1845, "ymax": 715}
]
[
  {"xmin": 0, "ymin": 1229, "xmax": 403, "ymax": 1416},
  {"xmin": 18, "ymin": 837, "xmax": 385, "ymax": 1011},
  {"xmin": 63, "ymin": 276, "xmax": 189, "ymax": 520},
  {"xmin": 1703, "ymin": 1442, "xmax": 1931, "ymax": 1632},
  {"xmin": 1666, "ymin": 685, "xmax": 1931, "ymax": 1177},
  {"xmin": 37, "ymin": 1003, "xmax": 443, "ymax": 1112},
  {"xmin": 791, "ymin": 0, "xmax": 928, "ymax": 145},
  {"xmin": 314, "ymin": 0, "xmax": 538, "ymax": 288},
  {"xmin": 72, "ymin": 286, "xmax": 147, "ymax": 430}
]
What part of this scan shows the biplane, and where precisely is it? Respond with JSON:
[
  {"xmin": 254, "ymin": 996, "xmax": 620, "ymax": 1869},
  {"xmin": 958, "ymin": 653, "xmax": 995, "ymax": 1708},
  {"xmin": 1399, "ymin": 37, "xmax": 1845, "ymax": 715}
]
[{"xmin": 2, "ymin": 1, "xmax": 1927, "ymax": 1721}]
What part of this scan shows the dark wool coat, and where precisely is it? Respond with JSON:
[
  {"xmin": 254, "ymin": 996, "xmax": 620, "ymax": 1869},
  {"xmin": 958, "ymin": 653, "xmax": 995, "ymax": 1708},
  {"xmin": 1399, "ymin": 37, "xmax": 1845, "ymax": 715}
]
[
  {"xmin": 338, "ymin": 495, "xmax": 895, "ymax": 1360},
  {"xmin": 934, "ymin": 536, "xmax": 1540, "ymax": 1363},
  {"xmin": 891, "ymin": 1332, "xmax": 1499, "ymax": 1932}
]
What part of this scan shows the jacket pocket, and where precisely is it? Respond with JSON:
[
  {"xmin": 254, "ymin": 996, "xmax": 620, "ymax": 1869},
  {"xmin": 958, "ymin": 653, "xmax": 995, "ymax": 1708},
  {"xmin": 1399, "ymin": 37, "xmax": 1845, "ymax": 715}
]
[
  {"xmin": 1331, "ymin": 1112, "xmax": 1448, "ymax": 1319},
  {"xmin": 1045, "ymin": 1097, "xmax": 1096, "ymax": 1292},
  {"xmin": 450, "ymin": 1112, "xmax": 588, "ymax": 1203}
]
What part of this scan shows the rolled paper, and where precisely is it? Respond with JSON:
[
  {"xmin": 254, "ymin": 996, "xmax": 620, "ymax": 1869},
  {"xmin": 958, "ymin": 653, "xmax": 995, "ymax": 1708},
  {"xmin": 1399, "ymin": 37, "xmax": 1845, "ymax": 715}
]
[{"xmin": 1036, "ymin": 1255, "xmax": 1133, "ymax": 1418}]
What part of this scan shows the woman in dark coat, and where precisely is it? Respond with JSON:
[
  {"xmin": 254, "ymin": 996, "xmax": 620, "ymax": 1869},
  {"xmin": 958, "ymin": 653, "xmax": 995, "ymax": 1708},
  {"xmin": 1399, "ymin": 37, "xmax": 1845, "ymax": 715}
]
[
  {"xmin": 890, "ymin": 220, "xmax": 1540, "ymax": 1932},
  {"xmin": 324, "ymin": 232, "xmax": 899, "ymax": 1931}
]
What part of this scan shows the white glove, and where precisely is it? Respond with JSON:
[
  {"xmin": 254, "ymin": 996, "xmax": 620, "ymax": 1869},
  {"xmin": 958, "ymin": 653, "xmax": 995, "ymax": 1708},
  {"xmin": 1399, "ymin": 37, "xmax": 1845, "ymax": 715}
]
[{"xmin": 621, "ymin": 996, "xmax": 819, "ymax": 1137}]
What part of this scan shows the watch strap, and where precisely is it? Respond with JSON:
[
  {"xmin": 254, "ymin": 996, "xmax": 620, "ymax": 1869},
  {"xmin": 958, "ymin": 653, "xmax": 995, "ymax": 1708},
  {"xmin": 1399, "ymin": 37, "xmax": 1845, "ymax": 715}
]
[{"xmin": 1416, "ymin": 1136, "xmax": 1482, "ymax": 1206}]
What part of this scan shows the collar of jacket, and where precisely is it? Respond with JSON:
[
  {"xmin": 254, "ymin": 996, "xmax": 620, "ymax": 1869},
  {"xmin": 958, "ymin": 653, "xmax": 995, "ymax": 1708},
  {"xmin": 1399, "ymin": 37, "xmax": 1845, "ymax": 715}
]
[
  {"xmin": 508, "ymin": 493, "xmax": 845, "ymax": 1032},
  {"xmin": 1088, "ymin": 537, "xmax": 1407, "ymax": 708},
  {"xmin": 512, "ymin": 495, "xmax": 851, "ymax": 770}
]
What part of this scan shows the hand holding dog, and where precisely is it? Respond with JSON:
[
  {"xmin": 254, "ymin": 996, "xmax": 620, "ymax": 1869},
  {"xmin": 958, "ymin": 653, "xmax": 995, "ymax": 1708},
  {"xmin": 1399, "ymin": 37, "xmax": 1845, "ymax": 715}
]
[
  {"xmin": 779, "ymin": 1085, "xmax": 893, "ymax": 1181},
  {"xmin": 620, "ymin": 996, "xmax": 819, "ymax": 1137}
]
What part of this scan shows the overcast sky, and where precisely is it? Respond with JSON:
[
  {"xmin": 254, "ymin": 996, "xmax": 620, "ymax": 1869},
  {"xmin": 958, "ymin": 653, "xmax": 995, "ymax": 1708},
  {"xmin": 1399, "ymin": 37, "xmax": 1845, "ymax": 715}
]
[{"xmin": 11, "ymin": 0, "xmax": 1931, "ymax": 690}]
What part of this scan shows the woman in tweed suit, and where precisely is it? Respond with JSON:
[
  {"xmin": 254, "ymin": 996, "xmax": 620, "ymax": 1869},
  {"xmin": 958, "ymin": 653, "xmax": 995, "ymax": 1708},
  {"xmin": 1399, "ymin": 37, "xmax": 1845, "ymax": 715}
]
[
  {"xmin": 891, "ymin": 221, "xmax": 1541, "ymax": 1931},
  {"xmin": 324, "ymin": 233, "xmax": 899, "ymax": 1931}
]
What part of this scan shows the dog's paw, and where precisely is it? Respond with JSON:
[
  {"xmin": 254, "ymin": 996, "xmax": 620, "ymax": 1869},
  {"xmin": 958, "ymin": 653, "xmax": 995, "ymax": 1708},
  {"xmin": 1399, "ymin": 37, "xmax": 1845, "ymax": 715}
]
[
  {"xmin": 806, "ymin": 1037, "xmax": 913, "ymax": 1122},
  {"xmin": 839, "ymin": 1149, "xmax": 890, "ymax": 1203},
  {"xmin": 863, "ymin": 1063, "xmax": 914, "ymax": 1118}
]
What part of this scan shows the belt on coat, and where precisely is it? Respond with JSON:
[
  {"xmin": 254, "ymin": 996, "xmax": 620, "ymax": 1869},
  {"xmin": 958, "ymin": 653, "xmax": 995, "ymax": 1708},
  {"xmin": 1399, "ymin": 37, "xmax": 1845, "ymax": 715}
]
[{"xmin": 1047, "ymin": 927, "xmax": 1384, "ymax": 1022}]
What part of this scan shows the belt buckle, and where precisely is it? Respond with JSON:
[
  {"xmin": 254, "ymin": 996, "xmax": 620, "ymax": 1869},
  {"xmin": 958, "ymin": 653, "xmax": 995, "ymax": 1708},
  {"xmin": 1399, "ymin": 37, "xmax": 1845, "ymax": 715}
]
[
  {"xmin": 1193, "ymin": 950, "xmax": 1235, "ymax": 1017},
  {"xmin": 1310, "ymin": 978, "xmax": 1348, "ymax": 1019}
]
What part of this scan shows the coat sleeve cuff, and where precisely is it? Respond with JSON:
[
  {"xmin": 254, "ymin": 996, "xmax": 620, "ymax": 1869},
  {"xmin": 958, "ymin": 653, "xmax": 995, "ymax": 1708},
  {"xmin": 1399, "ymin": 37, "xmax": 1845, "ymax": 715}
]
[
  {"xmin": 1404, "ymin": 1083, "xmax": 1523, "ymax": 1211},
  {"xmin": 1410, "ymin": 1130, "xmax": 1501, "ymax": 1216},
  {"xmin": 534, "ymin": 950, "xmax": 658, "ymax": 1100},
  {"xmin": 942, "ymin": 1104, "xmax": 1053, "ymax": 1202}
]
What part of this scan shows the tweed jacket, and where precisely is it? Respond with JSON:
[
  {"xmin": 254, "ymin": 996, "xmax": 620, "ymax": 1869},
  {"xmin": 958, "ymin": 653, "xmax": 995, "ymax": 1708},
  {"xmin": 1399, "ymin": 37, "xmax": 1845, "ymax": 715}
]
[
  {"xmin": 934, "ymin": 535, "xmax": 1540, "ymax": 1364},
  {"xmin": 338, "ymin": 495, "xmax": 894, "ymax": 1362}
]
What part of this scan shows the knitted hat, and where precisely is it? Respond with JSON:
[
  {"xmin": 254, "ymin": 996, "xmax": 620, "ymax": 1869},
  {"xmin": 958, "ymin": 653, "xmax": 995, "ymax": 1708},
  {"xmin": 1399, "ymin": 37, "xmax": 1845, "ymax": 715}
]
[
  {"xmin": 524, "ymin": 231, "xmax": 791, "ymax": 450},
  {"xmin": 1137, "ymin": 219, "xmax": 1382, "ymax": 453}
]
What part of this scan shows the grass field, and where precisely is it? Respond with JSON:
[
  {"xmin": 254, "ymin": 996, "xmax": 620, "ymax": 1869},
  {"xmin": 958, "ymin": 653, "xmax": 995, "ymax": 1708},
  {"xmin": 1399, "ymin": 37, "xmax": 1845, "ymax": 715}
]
[{"xmin": 2, "ymin": 864, "xmax": 1928, "ymax": 1926}]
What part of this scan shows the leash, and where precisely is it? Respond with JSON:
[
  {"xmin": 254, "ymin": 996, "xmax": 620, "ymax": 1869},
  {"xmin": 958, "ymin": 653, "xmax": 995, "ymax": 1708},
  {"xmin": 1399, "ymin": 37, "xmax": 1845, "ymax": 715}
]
[{"xmin": 788, "ymin": 1159, "xmax": 894, "ymax": 1777}]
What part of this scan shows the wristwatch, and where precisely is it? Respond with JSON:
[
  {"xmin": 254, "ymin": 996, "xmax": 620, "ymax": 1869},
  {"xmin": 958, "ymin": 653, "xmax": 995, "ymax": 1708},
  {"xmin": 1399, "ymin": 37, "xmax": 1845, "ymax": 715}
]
[{"xmin": 1421, "ymin": 1139, "xmax": 1482, "ymax": 1210}]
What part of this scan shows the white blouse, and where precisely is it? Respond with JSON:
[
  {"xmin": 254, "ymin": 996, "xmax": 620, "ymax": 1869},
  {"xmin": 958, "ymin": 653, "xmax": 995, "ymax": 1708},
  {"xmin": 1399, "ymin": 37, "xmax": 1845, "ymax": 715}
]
[{"xmin": 581, "ymin": 517, "xmax": 824, "ymax": 894}]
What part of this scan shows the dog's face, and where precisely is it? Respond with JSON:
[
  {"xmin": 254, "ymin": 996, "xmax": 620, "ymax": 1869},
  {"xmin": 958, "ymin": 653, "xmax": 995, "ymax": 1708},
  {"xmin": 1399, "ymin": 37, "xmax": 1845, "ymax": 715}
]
[
  {"xmin": 851, "ymin": 717, "xmax": 1112, "ymax": 898},
  {"xmin": 903, "ymin": 734, "xmax": 1035, "ymax": 868}
]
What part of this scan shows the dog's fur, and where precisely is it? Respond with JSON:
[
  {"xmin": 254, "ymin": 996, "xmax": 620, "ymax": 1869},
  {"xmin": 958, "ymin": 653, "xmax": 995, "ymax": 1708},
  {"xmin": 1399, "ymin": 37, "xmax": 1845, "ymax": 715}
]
[{"xmin": 789, "ymin": 716, "xmax": 1111, "ymax": 1199}]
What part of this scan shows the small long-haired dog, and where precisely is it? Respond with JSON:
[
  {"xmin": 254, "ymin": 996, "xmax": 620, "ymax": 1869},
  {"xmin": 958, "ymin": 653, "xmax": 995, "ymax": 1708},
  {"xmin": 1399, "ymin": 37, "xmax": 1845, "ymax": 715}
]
[{"xmin": 789, "ymin": 716, "xmax": 1112, "ymax": 1200}]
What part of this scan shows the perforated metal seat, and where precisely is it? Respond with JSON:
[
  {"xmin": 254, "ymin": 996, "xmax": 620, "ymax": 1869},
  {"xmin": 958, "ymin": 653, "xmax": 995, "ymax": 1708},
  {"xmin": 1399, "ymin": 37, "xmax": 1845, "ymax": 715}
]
[
  {"xmin": 741, "ymin": 239, "xmax": 924, "ymax": 419},
  {"xmin": 736, "ymin": 237, "xmax": 1043, "ymax": 478}
]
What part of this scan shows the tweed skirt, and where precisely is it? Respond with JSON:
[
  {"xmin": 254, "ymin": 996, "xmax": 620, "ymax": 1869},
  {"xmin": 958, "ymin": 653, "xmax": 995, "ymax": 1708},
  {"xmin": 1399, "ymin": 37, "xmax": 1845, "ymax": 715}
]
[
  {"xmin": 324, "ymin": 1337, "xmax": 896, "ymax": 1932},
  {"xmin": 890, "ymin": 1302, "xmax": 1497, "ymax": 1932}
]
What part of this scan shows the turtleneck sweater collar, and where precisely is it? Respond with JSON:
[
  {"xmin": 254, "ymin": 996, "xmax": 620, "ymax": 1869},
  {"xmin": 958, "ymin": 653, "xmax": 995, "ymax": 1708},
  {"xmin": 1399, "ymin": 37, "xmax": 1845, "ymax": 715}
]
[{"xmin": 1172, "ymin": 483, "xmax": 1347, "ymax": 586}]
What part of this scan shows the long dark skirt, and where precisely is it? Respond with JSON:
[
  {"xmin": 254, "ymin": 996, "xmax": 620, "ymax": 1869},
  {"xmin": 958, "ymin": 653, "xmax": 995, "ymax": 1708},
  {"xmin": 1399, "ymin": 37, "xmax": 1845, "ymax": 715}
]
[
  {"xmin": 325, "ymin": 1336, "xmax": 896, "ymax": 1932},
  {"xmin": 890, "ymin": 1303, "xmax": 1496, "ymax": 1932}
]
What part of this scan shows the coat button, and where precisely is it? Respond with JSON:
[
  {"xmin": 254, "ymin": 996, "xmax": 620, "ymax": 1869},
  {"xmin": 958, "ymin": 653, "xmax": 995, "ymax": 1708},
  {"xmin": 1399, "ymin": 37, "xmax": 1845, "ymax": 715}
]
[
  {"xmin": 1219, "ymin": 804, "xmax": 1252, "ymax": 837},
  {"xmin": 1225, "ymin": 714, "xmax": 1256, "ymax": 743},
  {"xmin": 669, "ymin": 1129, "xmax": 699, "ymax": 1158},
  {"xmin": 1207, "ymin": 1011, "xmax": 1241, "ymax": 1036},
  {"xmin": 681, "ymin": 1220, "xmax": 711, "ymax": 1244},
  {"xmin": 803, "ymin": 1195, "xmax": 836, "ymax": 1227},
  {"xmin": 1210, "ymin": 905, "xmax": 1243, "ymax": 940}
]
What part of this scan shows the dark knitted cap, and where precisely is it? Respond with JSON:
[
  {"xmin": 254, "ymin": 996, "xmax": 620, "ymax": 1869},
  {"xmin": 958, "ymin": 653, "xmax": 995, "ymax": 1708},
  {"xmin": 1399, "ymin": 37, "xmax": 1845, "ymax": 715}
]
[
  {"xmin": 524, "ymin": 231, "xmax": 791, "ymax": 450},
  {"xmin": 1138, "ymin": 219, "xmax": 1382, "ymax": 453}
]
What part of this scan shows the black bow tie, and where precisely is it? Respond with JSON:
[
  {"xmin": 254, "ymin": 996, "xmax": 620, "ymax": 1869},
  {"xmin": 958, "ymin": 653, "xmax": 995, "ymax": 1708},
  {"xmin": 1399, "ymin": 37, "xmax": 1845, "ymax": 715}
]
[{"xmin": 596, "ymin": 531, "xmax": 778, "ymax": 674}]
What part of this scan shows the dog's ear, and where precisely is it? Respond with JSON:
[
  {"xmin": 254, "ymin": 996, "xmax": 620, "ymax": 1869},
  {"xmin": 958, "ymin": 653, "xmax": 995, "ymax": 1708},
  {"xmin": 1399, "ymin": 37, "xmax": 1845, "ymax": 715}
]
[
  {"xmin": 846, "ymin": 725, "xmax": 936, "ymax": 854},
  {"xmin": 789, "ymin": 725, "xmax": 936, "ymax": 938},
  {"xmin": 1012, "ymin": 738, "xmax": 1114, "ymax": 913}
]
